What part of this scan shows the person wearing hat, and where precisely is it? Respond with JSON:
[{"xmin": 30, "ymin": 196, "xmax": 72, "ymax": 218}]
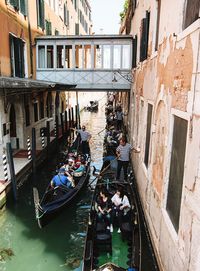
[{"xmin": 51, "ymin": 168, "xmax": 73, "ymax": 188}]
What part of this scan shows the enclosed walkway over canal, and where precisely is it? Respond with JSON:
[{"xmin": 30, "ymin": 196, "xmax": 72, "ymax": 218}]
[{"xmin": 36, "ymin": 35, "xmax": 133, "ymax": 91}]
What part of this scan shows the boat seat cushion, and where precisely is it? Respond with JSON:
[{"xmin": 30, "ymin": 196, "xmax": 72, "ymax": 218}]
[{"xmin": 96, "ymin": 232, "xmax": 111, "ymax": 242}]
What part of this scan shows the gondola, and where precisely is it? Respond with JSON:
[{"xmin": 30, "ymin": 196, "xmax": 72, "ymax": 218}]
[
  {"xmin": 33, "ymin": 135, "xmax": 91, "ymax": 228},
  {"xmin": 82, "ymin": 159, "xmax": 141, "ymax": 271},
  {"xmin": 85, "ymin": 100, "xmax": 99, "ymax": 112}
]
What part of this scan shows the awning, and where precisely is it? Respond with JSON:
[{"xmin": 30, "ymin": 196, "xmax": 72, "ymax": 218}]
[{"xmin": 0, "ymin": 76, "xmax": 76, "ymax": 93}]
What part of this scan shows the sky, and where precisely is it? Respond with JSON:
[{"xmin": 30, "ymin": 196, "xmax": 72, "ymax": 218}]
[{"xmin": 90, "ymin": 0, "xmax": 125, "ymax": 34}]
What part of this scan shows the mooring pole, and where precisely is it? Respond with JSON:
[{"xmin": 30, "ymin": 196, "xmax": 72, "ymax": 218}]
[
  {"xmin": 71, "ymin": 107, "xmax": 74, "ymax": 128},
  {"xmin": 32, "ymin": 128, "xmax": 36, "ymax": 175},
  {"xmin": 6, "ymin": 143, "xmax": 18, "ymax": 201},
  {"xmin": 75, "ymin": 105, "xmax": 78, "ymax": 128}
]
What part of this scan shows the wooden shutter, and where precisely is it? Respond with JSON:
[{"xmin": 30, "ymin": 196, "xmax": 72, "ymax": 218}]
[
  {"xmin": 40, "ymin": 0, "xmax": 45, "ymax": 29},
  {"xmin": 9, "ymin": 34, "xmax": 14, "ymax": 76},
  {"xmin": 132, "ymin": 35, "xmax": 137, "ymax": 68},
  {"xmin": 140, "ymin": 11, "xmax": 150, "ymax": 62},
  {"xmin": 20, "ymin": 0, "xmax": 27, "ymax": 15}
]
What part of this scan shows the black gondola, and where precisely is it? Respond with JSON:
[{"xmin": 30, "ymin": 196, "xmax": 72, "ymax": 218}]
[
  {"xmin": 82, "ymin": 160, "xmax": 141, "ymax": 271},
  {"xmin": 33, "ymin": 135, "xmax": 91, "ymax": 228}
]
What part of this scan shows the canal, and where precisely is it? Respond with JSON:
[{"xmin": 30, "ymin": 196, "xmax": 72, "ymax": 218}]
[{"xmin": 0, "ymin": 92, "xmax": 158, "ymax": 271}]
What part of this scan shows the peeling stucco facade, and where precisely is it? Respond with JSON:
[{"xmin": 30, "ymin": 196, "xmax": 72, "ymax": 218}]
[{"xmin": 121, "ymin": 0, "xmax": 200, "ymax": 270}]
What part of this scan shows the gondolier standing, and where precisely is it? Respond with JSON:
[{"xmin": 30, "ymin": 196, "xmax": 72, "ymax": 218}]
[
  {"xmin": 116, "ymin": 137, "xmax": 139, "ymax": 181},
  {"xmin": 72, "ymin": 126, "xmax": 91, "ymax": 154}
]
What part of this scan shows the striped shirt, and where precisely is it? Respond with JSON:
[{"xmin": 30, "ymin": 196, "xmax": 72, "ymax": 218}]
[{"xmin": 116, "ymin": 143, "xmax": 132, "ymax": 161}]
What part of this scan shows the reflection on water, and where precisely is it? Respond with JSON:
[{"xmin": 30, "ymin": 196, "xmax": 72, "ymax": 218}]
[{"xmin": 0, "ymin": 92, "xmax": 106, "ymax": 271}]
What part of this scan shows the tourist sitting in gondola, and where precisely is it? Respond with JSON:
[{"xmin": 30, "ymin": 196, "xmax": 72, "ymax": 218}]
[
  {"xmin": 96, "ymin": 188, "xmax": 112, "ymax": 231},
  {"xmin": 51, "ymin": 168, "xmax": 74, "ymax": 189},
  {"xmin": 61, "ymin": 158, "xmax": 75, "ymax": 176},
  {"xmin": 111, "ymin": 187, "xmax": 131, "ymax": 233}
]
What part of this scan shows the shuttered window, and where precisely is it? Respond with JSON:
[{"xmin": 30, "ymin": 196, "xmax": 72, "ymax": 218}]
[
  {"xmin": 9, "ymin": 34, "xmax": 25, "ymax": 78},
  {"xmin": 36, "ymin": 0, "xmax": 45, "ymax": 29},
  {"xmin": 184, "ymin": 0, "xmax": 200, "ymax": 29},
  {"xmin": 6, "ymin": 0, "xmax": 27, "ymax": 15},
  {"xmin": 132, "ymin": 35, "xmax": 137, "ymax": 68},
  {"xmin": 140, "ymin": 11, "xmax": 150, "ymax": 62},
  {"xmin": 166, "ymin": 116, "xmax": 188, "ymax": 232},
  {"xmin": 144, "ymin": 104, "xmax": 152, "ymax": 167},
  {"xmin": 45, "ymin": 20, "xmax": 52, "ymax": 35}
]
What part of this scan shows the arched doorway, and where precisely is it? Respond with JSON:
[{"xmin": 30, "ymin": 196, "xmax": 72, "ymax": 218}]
[{"xmin": 10, "ymin": 104, "xmax": 16, "ymax": 137}]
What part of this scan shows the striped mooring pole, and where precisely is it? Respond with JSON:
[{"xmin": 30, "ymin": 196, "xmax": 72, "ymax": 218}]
[
  {"xmin": 27, "ymin": 136, "xmax": 32, "ymax": 160},
  {"xmin": 41, "ymin": 129, "xmax": 45, "ymax": 149},
  {"xmin": 2, "ymin": 151, "xmax": 8, "ymax": 182}
]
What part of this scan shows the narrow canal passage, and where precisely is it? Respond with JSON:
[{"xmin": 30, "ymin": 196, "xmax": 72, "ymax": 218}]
[{"xmin": 0, "ymin": 92, "xmax": 158, "ymax": 271}]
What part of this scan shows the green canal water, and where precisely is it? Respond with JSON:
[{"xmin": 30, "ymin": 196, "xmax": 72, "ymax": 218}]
[{"xmin": 0, "ymin": 92, "xmax": 159, "ymax": 271}]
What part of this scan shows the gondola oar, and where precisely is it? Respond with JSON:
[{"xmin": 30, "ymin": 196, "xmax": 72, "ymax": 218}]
[{"xmin": 87, "ymin": 156, "xmax": 118, "ymax": 188}]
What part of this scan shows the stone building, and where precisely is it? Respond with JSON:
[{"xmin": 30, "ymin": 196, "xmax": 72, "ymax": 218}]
[
  {"xmin": 120, "ymin": 0, "xmax": 200, "ymax": 270},
  {"xmin": 0, "ymin": 0, "xmax": 92, "ymax": 153}
]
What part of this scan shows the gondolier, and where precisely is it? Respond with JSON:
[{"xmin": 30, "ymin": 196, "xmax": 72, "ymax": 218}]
[
  {"xmin": 116, "ymin": 137, "xmax": 140, "ymax": 181},
  {"xmin": 72, "ymin": 126, "xmax": 91, "ymax": 154}
]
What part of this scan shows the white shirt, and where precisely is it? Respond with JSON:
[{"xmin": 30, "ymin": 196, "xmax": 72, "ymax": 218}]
[{"xmin": 111, "ymin": 193, "xmax": 130, "ymax": 208}]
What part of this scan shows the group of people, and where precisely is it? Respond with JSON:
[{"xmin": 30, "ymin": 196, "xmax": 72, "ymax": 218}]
[
  {"xmin": 96, "ymin": 186, "xmax": 131, "ymax": 233},
  {"xmin": 51, "ymin": 153, "xmax": 86, "ymax": 189}
]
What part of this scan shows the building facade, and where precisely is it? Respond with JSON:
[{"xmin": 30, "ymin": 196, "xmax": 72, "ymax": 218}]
[
  {"xmin": 0, "ymin": 0, "xmax": 92, "ymax": 154},
  {"xmin": 120, "ymin": 0, "xmax": 200, "ymax": 270}
]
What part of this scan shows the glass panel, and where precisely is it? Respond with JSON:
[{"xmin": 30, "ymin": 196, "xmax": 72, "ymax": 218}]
[
  {"xmin": 47, "ymin": 45, "xmax": 54, "ymax": 68},
  {"xmin": 113, "ymin": 45, "xmax": 121, "ymax": 69},
  {"xmin": 65, "ymin": 45, "xmax": 73, "ymax": 68},
  {"xmin": 57, "ymin": 45, "xmax": 64, "ymax": 68},
  {"xmin": 94, "ymin": 44, "xmax": 102, "ymax": 69},
  {"xmin": 122, "ymin": 45, "xmax": 130, "ymax": 69},
  {"xmin": 75, "ymin": 45, "xmax": 83, "ymax": 68},
  {"xmin": 103, "ymin": 45, "xmax": 111, "ymax": 69},
  {"xmin": 84, "ymin": 45, "xmax": 91, "ymax": 69},
  {"xmin": 38, "ymin": 45, "xmax": 45, "ymax": 68}
]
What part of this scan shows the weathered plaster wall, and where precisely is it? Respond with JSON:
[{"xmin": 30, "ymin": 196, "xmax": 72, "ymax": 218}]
[{"xmin": 122, "ymin": 0, "xmax": 200, "ymax": 270}]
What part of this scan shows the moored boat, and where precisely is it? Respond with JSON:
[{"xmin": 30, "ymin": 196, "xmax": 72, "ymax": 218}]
[
  {"xmin": 33, "ymin": 135, "xmax": 91, "ymax": 228},
  {"xmin": 82, "ymin": 159, "xmax": 141, "ymax": 271}
]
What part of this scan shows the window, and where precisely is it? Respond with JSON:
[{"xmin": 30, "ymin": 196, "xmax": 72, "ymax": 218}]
[
  {"xmin": 36, "ymin": 0, "xmax": 45, "ymax": 29},
  {"xmin": 155, "ymin": 0, "xmax": 161, "ymax": 51},
  {"xmin": 113, "ymin": 45, "xmax": 121, "ymax": 69},
  {"xmin": 103, "ymin": 45, "xmax": 111, "ymax": 69},
  {"xmin": 45, "ymin": 20, "xmax": 52, "ymax": 35},
  {"xmin": 57, "ymin": 45, "xmax": 64, "ymax": 68},
  {"xmin": 7, "ymin": 0, "xmax": 27, "ymax": 15},
  {"xmin": 94, "ymin": 45, "xmax": 102, "ymax": 69},
  {"xmin": 9, "ymin": 34, "xmax": 25, "ymax": 78},
  {"xmin": 75, "ymin": 23, "xmax": 79, "ymax": 35},
  {"xmin": 122, "ymin": 45, "xmax": 131, "ymax": 69},
  {"xmin": 34, "ymin": 102, "xmax": 39, "ymax": 122},
  {"xmin": 183, "ymin": 0, "xmax": 200, "ymax": 29},
  {"xmin": 65, "ymin": 45, "xmax": 73, "ymax": 68},
  {"xmin": 84, "ymin": 45, "xmax": 91, "ymax": 69},
  {"xmin": 144, "ymin": 104, "xmax": 152, "ymax": 167},
  {"xmin": 75, "ymin": 45, "xmax": 83, "ymax": 68},
  {"xmin": 140, "ymin": 11, "xmax": 150, "ymax": 62},
  {"xmin": 64, "ymin": 3, "xmax": 69, "ymax": 26},
  {"xmin": 38, "ymin": 45, "xmax": 45, "ymax": 68},
  {"xmin": 47, "ymin": 45, "xmax": 54, "ymax": 68},
  {"xmin": 166, "ymin": 116, "xmax": 188, "ymax": 232},
  {"xmin": 55, "ymin": 29, "xmax": 59, "ymax": 35}
]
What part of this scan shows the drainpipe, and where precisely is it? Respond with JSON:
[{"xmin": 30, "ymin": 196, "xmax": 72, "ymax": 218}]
[{"xmin": 27, "ymin": 2, "xmax": 33, "ymax": 78}]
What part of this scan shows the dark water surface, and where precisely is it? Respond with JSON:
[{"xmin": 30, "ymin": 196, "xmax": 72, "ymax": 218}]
[{"xmin": 0, "ymin": 92, "xmax": 158, "ymax": 271}]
